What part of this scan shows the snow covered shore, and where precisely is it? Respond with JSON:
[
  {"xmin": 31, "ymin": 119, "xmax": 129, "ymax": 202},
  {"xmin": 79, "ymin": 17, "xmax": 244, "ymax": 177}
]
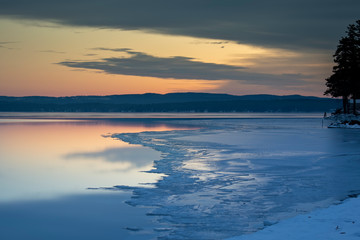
[
  {"xmin": 227, "ymin": 196, "xmax": 360, "ymax": 240},
  {"xmin": 326, "ymin": 114, "xmax": 360, "ymax": 129}
]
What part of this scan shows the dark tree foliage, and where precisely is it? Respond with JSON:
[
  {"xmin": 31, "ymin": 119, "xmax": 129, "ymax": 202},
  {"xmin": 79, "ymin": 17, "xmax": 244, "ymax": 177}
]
[
  {"xmin": 325, "ymin": 20, "xmax": 360, "ymax": 114},
  {"xmin": 324, "ymin": 72, "xmax": 351, "ymax": 113}
]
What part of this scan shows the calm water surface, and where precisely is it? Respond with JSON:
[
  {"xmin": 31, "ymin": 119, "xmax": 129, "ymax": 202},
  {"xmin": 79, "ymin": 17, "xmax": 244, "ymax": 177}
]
[
  {"xmin": 0, "ymin": 117, "xmax": 192, "ymax": 240},
  {"xmin": 0, "ymin": 119, "xmax": 187, "ymax": 202},
  {"xmin": 0, "ymin": 119, "xmax": 186, "ymax": 202}
]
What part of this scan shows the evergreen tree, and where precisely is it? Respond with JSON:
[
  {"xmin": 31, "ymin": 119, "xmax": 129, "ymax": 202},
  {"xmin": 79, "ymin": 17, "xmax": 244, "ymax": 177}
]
[
  {"xmin": 325, "ymin": 20, "xmax": 360, "ymax": 114},
  {"xmin": 324, "ymin": 71, "xmax": 350, "ymax": 113},
  {"xmin": 352, "ymin": 20, "xmax": 360, "ymax": 112}
]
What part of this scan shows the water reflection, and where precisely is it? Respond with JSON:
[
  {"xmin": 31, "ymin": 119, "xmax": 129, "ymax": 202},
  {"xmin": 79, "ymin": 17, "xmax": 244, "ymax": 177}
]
[
  {"xmin": 0, "ymin": 119, "xmax": 185, "ymax": 202},
  {"xmin": 0, "ymin": 192, "xmax": 157, "ymax": 240},
  {"xmin": 64, "ymin": 146, "xmax": 160, "ymax": 170}
]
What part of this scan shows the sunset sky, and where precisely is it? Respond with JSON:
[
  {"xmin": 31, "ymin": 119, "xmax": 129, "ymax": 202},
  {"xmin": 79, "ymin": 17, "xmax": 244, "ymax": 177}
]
[{"xmin": 0, "ymin": 0, "xmax": 359, "ymax": 97}]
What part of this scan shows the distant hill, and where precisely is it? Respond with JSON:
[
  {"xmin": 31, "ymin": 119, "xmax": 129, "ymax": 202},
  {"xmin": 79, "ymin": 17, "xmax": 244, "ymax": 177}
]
[{"xmin": 0, "ymin": 93, "xmax": 341, "ymax": 112}]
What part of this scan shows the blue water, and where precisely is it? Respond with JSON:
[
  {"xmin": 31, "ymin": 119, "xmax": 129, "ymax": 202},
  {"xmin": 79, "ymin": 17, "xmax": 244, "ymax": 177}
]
[
  {"xmin": 0, "ymin": 117, "xmax": 187, "ymax": 240},
  {"xmin": 1, "ymin": 113, "xmax": 359, "ymax": 240}
]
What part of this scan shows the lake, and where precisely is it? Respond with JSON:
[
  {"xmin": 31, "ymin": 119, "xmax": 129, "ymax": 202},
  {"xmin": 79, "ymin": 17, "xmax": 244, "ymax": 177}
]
[{"xmin": 0, "ymin": 113, "xmax": 359, "ymax": 239}]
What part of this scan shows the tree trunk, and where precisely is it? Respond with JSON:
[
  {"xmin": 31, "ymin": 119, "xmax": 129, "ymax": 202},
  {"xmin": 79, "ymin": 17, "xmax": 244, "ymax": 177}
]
[
  {"xmin": 354, "ymin": 97, "xmax": 357, "ymax": 115},
  {"xmin": 343, "ymin": 96, "xmax": 348, "ymax": 114}
]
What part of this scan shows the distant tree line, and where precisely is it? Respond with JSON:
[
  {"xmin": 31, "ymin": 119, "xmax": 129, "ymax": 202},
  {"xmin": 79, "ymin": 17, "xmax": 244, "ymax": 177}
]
[
  {"xmin": 0, "ymin": 98, "xmax": 340, "ymax": 112},
  {"xmin": 325, "ymin": 20, "xmax": 360, "ymax": 114}
]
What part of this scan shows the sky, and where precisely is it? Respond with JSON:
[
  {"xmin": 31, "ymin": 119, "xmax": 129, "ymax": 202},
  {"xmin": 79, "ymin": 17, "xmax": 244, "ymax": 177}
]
[{"xmin": 0, "ymin": 0, "xmax": 359, "ymax": 97}]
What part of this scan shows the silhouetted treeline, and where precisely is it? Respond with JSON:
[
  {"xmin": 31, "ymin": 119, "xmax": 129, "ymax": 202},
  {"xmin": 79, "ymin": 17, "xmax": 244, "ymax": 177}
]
[
  {"xmin": 0, "ymin": 93, "xmax": 340, "ymax": 112},
  {"xmin": 324, "ymin": 19, "xmax": 360, "ymax": 114}
]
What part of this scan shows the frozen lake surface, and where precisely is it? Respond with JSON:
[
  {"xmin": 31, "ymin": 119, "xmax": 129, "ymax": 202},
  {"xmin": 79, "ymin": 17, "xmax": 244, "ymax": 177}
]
[
  {"xmin": 0, "ymin": 113, "xmax": 359, "ymax": 239},
  {"xmin": 112, "ymin": 116, "xmax": 360, "ymax": 239}
]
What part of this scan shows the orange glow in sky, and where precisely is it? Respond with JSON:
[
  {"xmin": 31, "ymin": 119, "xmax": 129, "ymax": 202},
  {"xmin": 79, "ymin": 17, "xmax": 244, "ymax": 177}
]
[{"xmin": 0, "ymin": 19, "xmax": 333, "ymax": 97}]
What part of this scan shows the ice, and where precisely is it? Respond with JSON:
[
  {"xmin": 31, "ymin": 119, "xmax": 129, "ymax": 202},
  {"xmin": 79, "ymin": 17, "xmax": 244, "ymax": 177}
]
[{"xmin": 109, "ymin": 118, "xmax": 360, "ymax": 239}]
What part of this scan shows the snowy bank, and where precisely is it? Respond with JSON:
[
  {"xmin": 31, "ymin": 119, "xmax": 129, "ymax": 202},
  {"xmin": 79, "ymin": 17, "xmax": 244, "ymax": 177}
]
[
  {"xmin": 227, "ymin": 196, "xmax": 360, "ymax": 240},
  {"xmin": 326, "ymin": 114, "xmax": 360, "ymax": 129}
]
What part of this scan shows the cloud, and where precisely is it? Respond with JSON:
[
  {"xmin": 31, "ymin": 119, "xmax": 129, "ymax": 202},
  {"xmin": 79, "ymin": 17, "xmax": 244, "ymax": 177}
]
[
  {"xmin": 91, "ymin": 47, "xmax": 133, "ymax": 52},
  {"xmin": 38, "ymin": 50, "xmax": 66, "ymax": 54},
  {"xmin": 0, "ymin": 0, "xmax": 359, "ymax": 51},
  {"xmin": 84, "ymin": 53, "xmax": 98, "ymax": 56},
  {"xmin": 190, "ymin": 41, "xmax": 230, "ymax": 45},
  {"xmin": 0, "ymin": 41, "xmax": 17, "ymax": 50},
  {"xmin": 58, "ymin": 49, "xmax": 310, "ymax": 86}
]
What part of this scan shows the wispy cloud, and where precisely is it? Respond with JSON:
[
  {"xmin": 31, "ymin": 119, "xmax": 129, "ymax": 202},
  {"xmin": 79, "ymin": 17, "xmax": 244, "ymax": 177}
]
[
  {"xmin": 190, "ymin": 41, "xmax": 230, "ymax": 45},
  {"xmin": 38, "ymin": 50, "xmax": 66, "ymax": 54},
  {"xmin": 0, "ymin": 41, "xmax": 16, "ymax": 44},
  {"xmin": 58, "ymin": 49, "xmax": 310, "ymax": 86},
  {"xmin": 84, "ymin": 53, "xmax": 98, "ymax": 56},
  {"xmin": 0, "ymin": 41, "xmax": 18, "ymax": 50},
  {"xmin": 91, "ymin": 47, "xmax": 133, "ymax": 52}
]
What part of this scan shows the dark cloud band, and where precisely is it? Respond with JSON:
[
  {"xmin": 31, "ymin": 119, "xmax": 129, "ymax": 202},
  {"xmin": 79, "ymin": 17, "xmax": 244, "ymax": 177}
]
[
  {"xmin": 58, "ymin": 49, "xmax": 310, "ymax": 86},
  {"xmin": 0, "ymin": 0, "xmax": 359, "ymax": 50}
]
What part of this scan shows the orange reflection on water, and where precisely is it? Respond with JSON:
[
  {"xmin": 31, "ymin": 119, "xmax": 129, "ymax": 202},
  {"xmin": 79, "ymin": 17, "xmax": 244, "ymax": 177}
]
[
  {"xmin": 0, "ymin": 119, "xmax": 189, "ymax": 202},
  {"xmin": 1, "ymin": 120, "xmax": 185, "ymax": 156}
]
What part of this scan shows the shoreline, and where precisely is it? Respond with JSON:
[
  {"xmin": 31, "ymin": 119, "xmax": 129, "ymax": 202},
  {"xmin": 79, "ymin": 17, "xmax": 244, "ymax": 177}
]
[
  {"xmin": 325, "ymin": 114, "xmax": 360, "ymax": 128},
  {"xmin": 227, "ymin": 196, "xmax": 360, "ymax": 240}
]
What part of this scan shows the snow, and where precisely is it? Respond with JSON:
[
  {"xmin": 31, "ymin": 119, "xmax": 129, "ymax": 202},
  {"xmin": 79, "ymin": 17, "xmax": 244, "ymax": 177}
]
[
  {"xmin": 227, "ymin": 196, "xmax": 360, "ymax": 240},
  {"xmin": 329, "ymin": 123, "xmax": 360, "ymax": 129},
  {"xmin": 326, "ymin": 114, "xmax": 360, "ymax": 129},
  {"xmin": 109, "ymin": 117, "xmax": 360, "ymax": 239}
]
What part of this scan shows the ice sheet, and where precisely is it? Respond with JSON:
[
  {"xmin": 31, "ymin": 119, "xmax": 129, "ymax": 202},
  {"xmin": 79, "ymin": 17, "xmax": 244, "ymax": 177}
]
[{"xmin": 110, "ymin": 118, "xmax": 360, "ymax": 239}]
